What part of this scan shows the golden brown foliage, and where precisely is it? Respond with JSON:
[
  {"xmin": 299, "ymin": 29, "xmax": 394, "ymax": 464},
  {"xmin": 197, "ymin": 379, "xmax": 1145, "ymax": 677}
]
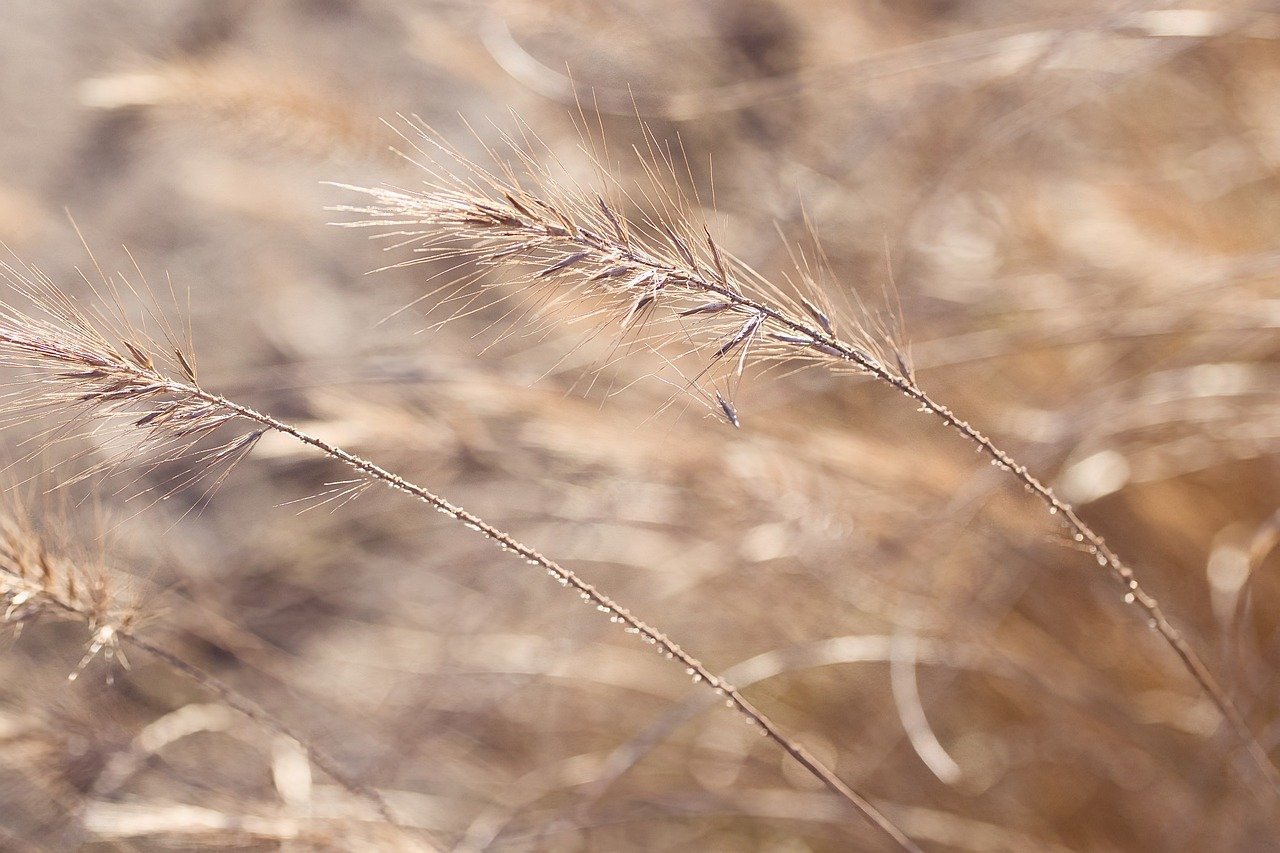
[{"xmin": 0, "ymin": 1, "xmax": 1279, "ymax": 850}]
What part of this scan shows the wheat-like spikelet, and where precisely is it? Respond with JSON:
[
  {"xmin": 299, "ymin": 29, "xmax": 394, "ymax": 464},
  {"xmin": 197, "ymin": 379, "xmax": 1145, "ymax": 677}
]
[
  {"xmin": 0, "ymin": 254, "xmax": 264, "ymax": 491},
  {"xmin": 0, "ymin": 253, "xmax": 919, "ymax": 850},
  {"xmin": 336, "ymin": 121, "xmax": 1280, "ymax": 800},
  {"xmin": 331, "ymin": 119, "xmax": 917, "ymax": 427},
  {"xmin": 0, "ymin": 509, "xmax": 134, "ymax": 673},
  {"xmin": 0, "ymin": 498, "xmax": 402, "ymax": 829}
]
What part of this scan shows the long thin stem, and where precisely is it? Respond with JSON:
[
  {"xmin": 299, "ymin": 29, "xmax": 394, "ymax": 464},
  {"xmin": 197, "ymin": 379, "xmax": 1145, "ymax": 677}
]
[
  {"xmin": 341, "ymin": 162, "xmax": 1280, "ymax": 798},
  {"xmin": 123, "ymin": 634, "xmax": 401, "ymax": 827},
  {"xmin": 655, "ymin": 271, "xmax": 1280, "ymax": 796},
  {"xmin": 192, "ymin": 388, "xmax": 920, "ymax": 852},
  {"xmin": 0, "ymin": 257, "xmax": 919, "ymax": 849}
]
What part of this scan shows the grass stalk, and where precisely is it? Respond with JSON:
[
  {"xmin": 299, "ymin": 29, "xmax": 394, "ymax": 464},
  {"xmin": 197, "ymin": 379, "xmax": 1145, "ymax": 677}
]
[
  {"xmin": 0, "ymin": 255, "xmax": 919, "ymax": 851},
  {"xmin": 337, "ymin": 129, "xmax": 1280, "ymax": 798}
]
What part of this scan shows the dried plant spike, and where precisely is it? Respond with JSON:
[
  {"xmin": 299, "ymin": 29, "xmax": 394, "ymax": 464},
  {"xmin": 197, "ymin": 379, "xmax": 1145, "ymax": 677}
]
[
  {"xmin": 597, "ymin": 194, "xmax": 627, "ymax": 244},
  {"xmin": 0, "ymin": 503, "xmax": 401, "ymax": 828},
  {"xmin": 336, "ymin": 121, "xmax": 1280, "ymax": 800},
  {"xmin": 331, "ymin": 125, "xmax": 901, "ymax": 406},
  {"xmin": 174, "ymin": 346, "xmax": 197, "ymax": 383},
  {"xmin": 0, "ymin": 509, "xmax": 131, "ymax": 653},
  {"xmin": 0, "ymin": 252, "xmax": 918, "ymax": 850},
  {"xmin": 0, "ymin": 254, "xmax": 266, "ymax": 493}
]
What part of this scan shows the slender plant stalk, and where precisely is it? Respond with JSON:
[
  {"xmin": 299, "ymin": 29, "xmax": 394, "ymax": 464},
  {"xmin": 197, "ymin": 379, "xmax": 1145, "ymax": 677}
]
[
  {"xmin": 337, "ymin": 131, "xmax": 1280, "ymax": 798},
  {"xmin": 122, "ymin": 634, "xmax": 400, "ymax": 826},
  {"xmin": 0, "ymin": 259, "xmax": 920, "ymax": 851},
  {"xmin": 191, "ymin": 389, "xmax": 921, "ymax": 851}
]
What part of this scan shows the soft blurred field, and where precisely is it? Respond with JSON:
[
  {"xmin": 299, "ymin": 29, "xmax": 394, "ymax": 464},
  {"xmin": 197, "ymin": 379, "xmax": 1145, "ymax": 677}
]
[{"xmin": 1, "ymin": 1, "xmax": 1279, "ymax": 850}]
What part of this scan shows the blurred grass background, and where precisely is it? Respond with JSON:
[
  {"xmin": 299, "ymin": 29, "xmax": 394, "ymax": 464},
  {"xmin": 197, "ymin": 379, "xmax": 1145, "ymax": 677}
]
[{"xmin": 1, "ymin": 1, "xmax": 1279, "ymax": 849}]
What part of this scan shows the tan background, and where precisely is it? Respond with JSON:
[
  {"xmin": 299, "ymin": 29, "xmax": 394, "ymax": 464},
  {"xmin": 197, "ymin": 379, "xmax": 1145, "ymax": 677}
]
[{"xmin": 1, "ymin": 2, "xmax": 1278, "ymax": 850}]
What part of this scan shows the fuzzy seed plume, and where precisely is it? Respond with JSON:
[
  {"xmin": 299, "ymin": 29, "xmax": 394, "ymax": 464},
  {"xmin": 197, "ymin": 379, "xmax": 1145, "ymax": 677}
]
[
  {"xmin": 331, "ymin": 119, "xmax": 912, "ymax": 427},
  {"xmin": 0, "ymin": 246, "xmax": 920, "ymax": 850},
  {"xmin": 0, "ymin": 254, "xmax": 263, "ymax": 485}
]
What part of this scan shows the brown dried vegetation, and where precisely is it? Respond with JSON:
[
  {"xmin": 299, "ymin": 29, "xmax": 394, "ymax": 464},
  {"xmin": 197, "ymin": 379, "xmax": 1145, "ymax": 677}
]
[{"xmin": 1, "ymin": 2, "xmax": 1279, "ymax": 851}]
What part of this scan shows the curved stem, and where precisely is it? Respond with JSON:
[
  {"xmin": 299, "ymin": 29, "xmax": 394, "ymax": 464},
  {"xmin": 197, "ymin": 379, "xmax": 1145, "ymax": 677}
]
[
  {"xmin": 664, "ymin": 271, "xmax": 1280, "ymax": 797},
  {"xmin": 192, "ymin": 389, "xmax": 921, "ymax": 852},
  {"xmin": 124, "ymin": 634, "xmax": 402, "ymax": 827}
]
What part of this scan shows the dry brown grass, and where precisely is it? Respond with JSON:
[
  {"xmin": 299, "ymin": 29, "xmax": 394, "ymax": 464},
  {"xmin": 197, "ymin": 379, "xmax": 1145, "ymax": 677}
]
[{"xmin": 1, "ymin": 1, "xmax": 1279, "ymax": 850}]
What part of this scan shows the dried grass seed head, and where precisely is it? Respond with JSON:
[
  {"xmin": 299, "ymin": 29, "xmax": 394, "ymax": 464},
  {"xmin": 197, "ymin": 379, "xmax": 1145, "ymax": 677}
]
[
  {"xmin": 333, "ymin": 117, "xmax": 912, "ymax": 424},
  {"xmin": 0, "ymin": 252, "xmax": 262, "ymax": 491},
  {"xmin": 0, "ymin": 505, "xmax": 139, "ymax": 676}
]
